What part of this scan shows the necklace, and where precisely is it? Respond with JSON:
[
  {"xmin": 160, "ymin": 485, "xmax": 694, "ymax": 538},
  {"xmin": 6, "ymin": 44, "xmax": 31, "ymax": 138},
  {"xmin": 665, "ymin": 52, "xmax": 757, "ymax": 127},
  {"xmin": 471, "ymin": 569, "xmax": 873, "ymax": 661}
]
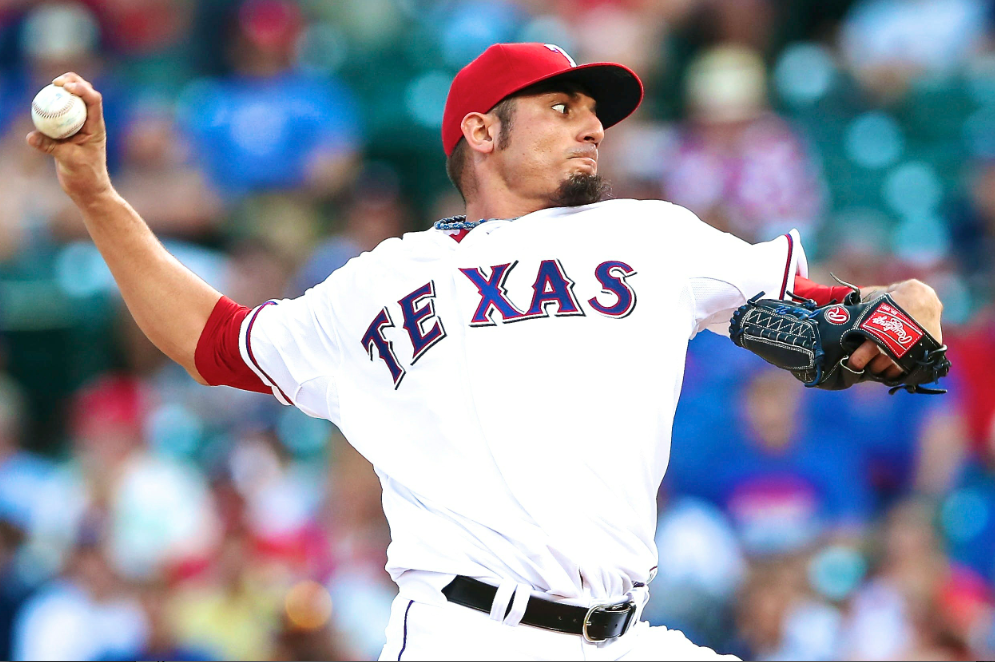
[
  {"xmin": 434, "ymin": 215, "xmax": 481, "ymax": 231},
  {"xmin": 433, "ymin": 214, "xmax": 521, "ymax": 231}
]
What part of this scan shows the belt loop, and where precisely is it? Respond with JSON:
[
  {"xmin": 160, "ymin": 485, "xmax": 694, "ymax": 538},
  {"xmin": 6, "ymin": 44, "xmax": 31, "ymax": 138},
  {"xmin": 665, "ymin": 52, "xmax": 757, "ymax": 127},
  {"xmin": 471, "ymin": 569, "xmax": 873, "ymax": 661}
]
[
  {"xmin": 502, "ymin": 584, "xmax": 532, "ymax": 627},
  {"xmin": 626, "ymin": 585, "xmax": 649, "ymax": 632},
  {"xmin": 489, "ymin": 582, "xmax": 515, "ymax": 622}
]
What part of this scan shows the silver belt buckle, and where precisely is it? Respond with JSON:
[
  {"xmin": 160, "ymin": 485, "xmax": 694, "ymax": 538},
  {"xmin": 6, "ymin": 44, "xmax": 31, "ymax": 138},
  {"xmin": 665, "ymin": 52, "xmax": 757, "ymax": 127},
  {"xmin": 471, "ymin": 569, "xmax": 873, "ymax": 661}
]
[{"xmin": 582, "ymin": 600, "xmax": 637, "ymax": 643}]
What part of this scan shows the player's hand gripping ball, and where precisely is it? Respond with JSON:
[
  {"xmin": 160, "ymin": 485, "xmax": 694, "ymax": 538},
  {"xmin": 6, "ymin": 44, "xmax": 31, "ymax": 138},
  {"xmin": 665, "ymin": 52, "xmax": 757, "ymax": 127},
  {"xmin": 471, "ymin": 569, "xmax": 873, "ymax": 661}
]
[
  {"xmin": 729, "ymin": 288, "xmax": 951, "ymax": 394},
  {"xmin": 31, "ymin": 83, "xmax": 87, "ymax": 140}
]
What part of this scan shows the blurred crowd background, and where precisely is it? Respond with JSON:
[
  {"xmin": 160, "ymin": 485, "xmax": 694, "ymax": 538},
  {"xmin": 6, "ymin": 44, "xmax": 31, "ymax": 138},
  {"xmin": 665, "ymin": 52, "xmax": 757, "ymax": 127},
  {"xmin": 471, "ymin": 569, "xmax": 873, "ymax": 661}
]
[{"xmin": 0, "ymin": 0, "xmax": 994, "ymax": 659}]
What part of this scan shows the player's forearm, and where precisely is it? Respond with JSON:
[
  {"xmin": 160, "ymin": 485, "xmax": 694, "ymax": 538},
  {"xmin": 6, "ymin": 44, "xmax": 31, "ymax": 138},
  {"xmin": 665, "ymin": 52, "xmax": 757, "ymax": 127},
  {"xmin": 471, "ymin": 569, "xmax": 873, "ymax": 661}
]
[{"xmin": 77, "ymin": 188, "xmax": 221, "ymax": 382}]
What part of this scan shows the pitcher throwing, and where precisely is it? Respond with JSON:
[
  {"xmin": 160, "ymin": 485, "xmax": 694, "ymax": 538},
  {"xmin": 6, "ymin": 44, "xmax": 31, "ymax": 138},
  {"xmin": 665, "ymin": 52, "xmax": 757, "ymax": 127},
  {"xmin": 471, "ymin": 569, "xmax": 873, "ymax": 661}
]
[{"xmin": 29, "ymin": 43, "xmax": 946, "ymax": 660}]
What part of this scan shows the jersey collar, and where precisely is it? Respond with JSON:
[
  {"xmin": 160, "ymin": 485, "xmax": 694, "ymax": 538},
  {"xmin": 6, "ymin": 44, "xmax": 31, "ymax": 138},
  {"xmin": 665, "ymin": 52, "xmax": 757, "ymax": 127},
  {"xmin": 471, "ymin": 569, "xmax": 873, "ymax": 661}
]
[{"xmin": 434, "ymin": 215, "xmax": 518, "ymax": 243}]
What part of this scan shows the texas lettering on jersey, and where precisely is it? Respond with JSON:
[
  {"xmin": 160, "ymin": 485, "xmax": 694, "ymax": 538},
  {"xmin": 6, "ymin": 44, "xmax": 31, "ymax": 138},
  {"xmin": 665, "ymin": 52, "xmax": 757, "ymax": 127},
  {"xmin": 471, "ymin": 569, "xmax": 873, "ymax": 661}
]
[{"xmin": 362, "ymin": 258, "xmax": 638, "ymax": 388}]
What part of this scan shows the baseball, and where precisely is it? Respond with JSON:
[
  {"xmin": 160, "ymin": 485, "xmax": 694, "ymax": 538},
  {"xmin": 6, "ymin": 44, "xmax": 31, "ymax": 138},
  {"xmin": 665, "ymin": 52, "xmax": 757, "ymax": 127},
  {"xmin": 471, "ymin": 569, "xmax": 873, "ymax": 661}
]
[{"xmin": 31, "ymin": 83, "xmax": 87, "ymax": 140}]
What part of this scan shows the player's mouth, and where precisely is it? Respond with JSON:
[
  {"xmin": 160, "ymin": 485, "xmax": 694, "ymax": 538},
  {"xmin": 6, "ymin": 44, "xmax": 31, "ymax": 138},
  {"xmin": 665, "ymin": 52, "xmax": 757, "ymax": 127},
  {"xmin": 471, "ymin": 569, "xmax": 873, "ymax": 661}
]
[
  {"xmin": 568, "ymin": 148, "xmax": 598, "ymax": 172},
  {"xmin": 568, "ymin": 148, "xmax": 598, "ymax": 171}
]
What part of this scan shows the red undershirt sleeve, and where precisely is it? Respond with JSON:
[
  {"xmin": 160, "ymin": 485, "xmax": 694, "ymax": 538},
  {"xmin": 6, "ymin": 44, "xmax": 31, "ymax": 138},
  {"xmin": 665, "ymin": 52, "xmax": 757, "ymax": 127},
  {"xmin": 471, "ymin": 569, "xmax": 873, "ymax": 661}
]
[
  {"xmin": 792, "ymin": 275, "xmax": 859, "ymax": 307},
  {"xmin": 194, "ymin": 296, "xmax": 270, "ymax": 394}
]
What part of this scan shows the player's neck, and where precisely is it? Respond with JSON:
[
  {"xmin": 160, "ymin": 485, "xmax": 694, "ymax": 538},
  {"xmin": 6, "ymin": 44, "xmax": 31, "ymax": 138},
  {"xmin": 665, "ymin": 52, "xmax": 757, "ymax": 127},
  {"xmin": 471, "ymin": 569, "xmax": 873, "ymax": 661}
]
[{"xmin": 465, "ymin": 193, "xmax": 550, "ymax": 225}]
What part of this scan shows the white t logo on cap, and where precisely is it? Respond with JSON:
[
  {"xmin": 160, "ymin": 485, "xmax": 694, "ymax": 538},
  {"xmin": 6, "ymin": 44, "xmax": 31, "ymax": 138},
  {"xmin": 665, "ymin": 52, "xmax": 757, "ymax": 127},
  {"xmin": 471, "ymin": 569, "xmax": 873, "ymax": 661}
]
[{"xmin": 544, "ymin": 44, "xmax": 576, "ymax": 67}]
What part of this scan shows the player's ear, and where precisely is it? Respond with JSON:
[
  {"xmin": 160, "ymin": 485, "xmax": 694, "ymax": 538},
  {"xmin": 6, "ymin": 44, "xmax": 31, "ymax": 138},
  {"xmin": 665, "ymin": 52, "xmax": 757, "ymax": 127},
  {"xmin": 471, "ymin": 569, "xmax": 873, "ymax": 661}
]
[{"xmin": 461, "ymin": 112, "xmax": 497, "ymax": 155}]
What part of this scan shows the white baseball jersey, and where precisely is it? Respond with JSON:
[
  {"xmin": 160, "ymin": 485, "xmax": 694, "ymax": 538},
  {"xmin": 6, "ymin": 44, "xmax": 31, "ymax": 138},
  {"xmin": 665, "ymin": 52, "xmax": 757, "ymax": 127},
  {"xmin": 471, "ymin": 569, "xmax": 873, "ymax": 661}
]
[{"xmin": 237, "ymin": 198, "xmax": 807, "ymax": 606}]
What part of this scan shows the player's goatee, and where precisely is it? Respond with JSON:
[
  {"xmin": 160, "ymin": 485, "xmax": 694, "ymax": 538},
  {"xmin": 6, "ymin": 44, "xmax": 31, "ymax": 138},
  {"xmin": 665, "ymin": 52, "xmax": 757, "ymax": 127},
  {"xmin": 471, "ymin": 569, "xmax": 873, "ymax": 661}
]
[{"xmin": 550, "ymin": 173, "xmax": 611, "ymax": 207}]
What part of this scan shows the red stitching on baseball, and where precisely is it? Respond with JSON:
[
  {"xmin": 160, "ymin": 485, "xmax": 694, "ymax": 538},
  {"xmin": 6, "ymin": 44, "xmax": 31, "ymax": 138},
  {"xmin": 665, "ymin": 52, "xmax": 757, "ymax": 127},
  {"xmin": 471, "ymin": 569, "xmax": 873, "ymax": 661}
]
[
  {"xmin": 56, "ymin": 116, "xmax": 85, "ymax": 138},
  {"xmin": 32, "ymin": 95, "xmax": 80, "ymax": 119},
  {"xmin": 32, "ymin": 104, "xmax": 71, "ymax": 119}
]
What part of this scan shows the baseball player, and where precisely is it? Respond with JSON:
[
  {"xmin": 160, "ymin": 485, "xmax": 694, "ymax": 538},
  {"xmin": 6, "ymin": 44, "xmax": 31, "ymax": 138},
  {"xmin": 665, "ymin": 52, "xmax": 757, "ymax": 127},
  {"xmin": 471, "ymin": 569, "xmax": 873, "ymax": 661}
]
[{"xmin": 29, "ymin": 43, "xmax": 944, "ymax": 660}]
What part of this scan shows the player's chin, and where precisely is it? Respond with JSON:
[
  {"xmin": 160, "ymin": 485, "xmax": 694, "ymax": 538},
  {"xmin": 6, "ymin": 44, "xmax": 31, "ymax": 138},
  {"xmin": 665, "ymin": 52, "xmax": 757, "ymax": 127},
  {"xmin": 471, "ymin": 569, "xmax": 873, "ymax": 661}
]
[{"xmin": 548, "ymin": 171, "xmax": 612, "ymax": 207}]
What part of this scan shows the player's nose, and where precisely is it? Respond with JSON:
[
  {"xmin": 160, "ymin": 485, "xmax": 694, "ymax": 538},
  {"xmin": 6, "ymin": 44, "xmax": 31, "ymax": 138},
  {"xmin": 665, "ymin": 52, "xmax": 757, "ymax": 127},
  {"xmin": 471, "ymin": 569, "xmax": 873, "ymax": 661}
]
[{"xmin": 581, "ymin": 112, "xmax": 605, "ymax": 145}]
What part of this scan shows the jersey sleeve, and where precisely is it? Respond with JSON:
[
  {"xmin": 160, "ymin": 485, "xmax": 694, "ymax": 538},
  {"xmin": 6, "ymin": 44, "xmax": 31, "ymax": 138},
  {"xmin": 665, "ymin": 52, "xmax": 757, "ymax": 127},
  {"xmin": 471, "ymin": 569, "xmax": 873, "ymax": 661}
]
[
  {"xmin": 237, "ymin": 279, "xmax": 344, "ymax": 422},
  {"xmin": 674, "ymin": 206, "xmax": 809, "ymax": 337},
  {"xmin": 196, "ymin": 297, "xmax": 270, "ymax": 394}
]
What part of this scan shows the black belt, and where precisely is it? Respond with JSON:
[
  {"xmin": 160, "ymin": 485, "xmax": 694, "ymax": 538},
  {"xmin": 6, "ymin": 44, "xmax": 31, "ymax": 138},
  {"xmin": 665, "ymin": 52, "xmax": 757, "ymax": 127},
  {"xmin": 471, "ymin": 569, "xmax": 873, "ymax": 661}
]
[{"xmin": 442, "ymin": 575, "xmax": 637, "ymax": 642}]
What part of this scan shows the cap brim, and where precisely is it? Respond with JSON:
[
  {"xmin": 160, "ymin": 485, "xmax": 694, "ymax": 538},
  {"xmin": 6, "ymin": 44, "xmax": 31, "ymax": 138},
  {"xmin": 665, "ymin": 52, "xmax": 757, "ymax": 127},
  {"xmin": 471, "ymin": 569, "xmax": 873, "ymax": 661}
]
[{"xmin": 513, "ymin": 62, "xmax": 644, "ymax": 130}]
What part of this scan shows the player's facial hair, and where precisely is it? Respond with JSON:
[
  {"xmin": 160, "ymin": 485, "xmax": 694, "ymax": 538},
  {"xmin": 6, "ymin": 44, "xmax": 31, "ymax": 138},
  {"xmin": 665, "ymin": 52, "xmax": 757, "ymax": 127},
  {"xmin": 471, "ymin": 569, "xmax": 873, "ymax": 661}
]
[{"xmin": 548, "ymin": 173, "xmax": 612, "ymax": 207}]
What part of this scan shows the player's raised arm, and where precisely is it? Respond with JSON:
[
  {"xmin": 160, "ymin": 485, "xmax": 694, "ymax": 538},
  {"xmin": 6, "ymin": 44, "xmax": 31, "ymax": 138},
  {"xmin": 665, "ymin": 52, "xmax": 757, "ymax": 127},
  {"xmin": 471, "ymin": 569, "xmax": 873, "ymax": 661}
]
[{"xmin": 26, "ymin": 73, "xmax": 221, "ymax": 384}]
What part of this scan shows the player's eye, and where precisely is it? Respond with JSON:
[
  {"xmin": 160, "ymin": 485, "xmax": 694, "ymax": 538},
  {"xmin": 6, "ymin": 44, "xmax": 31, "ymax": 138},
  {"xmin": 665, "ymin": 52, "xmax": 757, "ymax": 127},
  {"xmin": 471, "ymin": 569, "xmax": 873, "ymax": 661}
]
[{"xmin": 552, "ymin": 102, "xmax": 568, "ymax": 114}]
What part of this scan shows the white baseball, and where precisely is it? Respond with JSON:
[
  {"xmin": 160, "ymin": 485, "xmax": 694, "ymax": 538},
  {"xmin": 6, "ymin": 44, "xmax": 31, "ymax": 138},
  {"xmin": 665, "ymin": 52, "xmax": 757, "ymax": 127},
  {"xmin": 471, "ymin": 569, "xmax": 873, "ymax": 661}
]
[{"xmin": 31, "ymin": 84, "xmax": 87, "ymax": 140}]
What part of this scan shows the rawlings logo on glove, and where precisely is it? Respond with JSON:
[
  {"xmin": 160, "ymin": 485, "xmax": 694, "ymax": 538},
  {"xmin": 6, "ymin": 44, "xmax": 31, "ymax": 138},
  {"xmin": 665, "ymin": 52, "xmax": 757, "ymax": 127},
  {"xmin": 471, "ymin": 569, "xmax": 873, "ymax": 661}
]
[
  {"xmin": 728, "ymin": 289, "xmax": 951, "ymax": 395},
  {"xmin": 859, "ymin": 304, "xmax": 922, "ymax": 357}
]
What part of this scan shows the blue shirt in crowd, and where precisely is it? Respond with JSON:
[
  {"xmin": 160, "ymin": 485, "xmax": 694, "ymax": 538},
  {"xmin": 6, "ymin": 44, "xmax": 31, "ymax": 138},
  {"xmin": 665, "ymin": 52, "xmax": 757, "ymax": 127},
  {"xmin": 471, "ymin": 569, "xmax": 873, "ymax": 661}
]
[{"xmin": 180, "ymin": 71, "xmax": 360, "ymax": 196}]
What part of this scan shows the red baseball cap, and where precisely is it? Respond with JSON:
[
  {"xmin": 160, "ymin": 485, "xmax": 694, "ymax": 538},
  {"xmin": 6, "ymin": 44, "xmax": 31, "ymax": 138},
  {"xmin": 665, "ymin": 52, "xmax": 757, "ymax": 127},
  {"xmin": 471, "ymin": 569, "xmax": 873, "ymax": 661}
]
[{"xmin": 442, "ymin": 43, "xmax": 644, "ymax": 156}]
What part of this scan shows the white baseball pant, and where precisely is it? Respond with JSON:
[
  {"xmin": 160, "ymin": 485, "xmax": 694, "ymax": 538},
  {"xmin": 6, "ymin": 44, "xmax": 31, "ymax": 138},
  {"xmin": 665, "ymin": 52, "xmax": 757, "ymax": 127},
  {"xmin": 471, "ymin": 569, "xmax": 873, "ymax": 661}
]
[{"xmin": 378, "ymin": 590, "xmax": 740, "ymax": 661}]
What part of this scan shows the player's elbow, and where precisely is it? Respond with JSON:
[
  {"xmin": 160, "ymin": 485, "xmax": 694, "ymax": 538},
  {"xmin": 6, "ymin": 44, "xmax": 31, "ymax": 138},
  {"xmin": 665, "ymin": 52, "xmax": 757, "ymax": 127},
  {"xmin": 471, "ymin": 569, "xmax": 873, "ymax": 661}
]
[
  {"xmin": 190, "ymin": 371, "xmax": 211, "ymax": 386},
  {"xmin": 184, "ymin": 362, "xmax": 211, "ymax": 386}
]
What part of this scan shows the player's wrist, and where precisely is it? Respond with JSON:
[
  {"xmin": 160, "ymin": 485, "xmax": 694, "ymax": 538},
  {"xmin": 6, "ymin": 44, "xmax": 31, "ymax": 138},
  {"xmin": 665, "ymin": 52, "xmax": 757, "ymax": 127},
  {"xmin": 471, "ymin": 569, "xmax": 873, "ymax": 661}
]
[
  {"xmin": 858, "ymin": 285, "xmax": 891, "ymax": 301},
  {"xmin": 56, "ymin": 151, "xmax": 113, "ymax": 203},
  {"xmin": 71, "ymin": 182, "xmax": 120, "ymax": 213}
]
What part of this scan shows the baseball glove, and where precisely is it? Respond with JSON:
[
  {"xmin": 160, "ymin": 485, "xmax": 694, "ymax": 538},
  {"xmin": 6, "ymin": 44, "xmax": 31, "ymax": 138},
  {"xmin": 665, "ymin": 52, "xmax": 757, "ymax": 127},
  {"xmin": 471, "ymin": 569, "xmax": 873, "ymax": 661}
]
[{"xmin": 728, "ymin": 288, "xmax": 951, "ymax": 394}]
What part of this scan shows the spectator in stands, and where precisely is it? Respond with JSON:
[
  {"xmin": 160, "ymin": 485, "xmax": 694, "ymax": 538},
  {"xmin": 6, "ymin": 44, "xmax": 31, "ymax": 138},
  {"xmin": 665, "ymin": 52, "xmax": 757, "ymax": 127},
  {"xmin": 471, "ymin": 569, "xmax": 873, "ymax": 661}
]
[
  {"xmin": 683, "ymin": 0, "xmax": 775, "ymax": 52},
  {"xmin": 11, "ymin": 521, "xmax": 148, "ymax": 661},
  {"xmin": 271, "ymin": 616, "xmax": 352, "ymax": 662},
  {"xmin": 733, "ymin": 562, "xmax": 798, "ymax": 659},
  {"xmin": 67, "ymin": 375, "xmax": 220, "ymax": 581},
  {"xmin": 290, "ymin": 168, "xmax": 410, "ymax": 295},
  {"xmin": 110, "ymin": 101, "xmax": 224, "ymax": 241},
  {"xmin": 934, "ymin": 565, "xmax": 995, "ymax": 660},
  {"xmin": 169, "ymin": 531, "xmax": 282, "ymax": 661},
  {"xmin": 840, "ymin": 0, "xmax": 989, "ymax": 101},
  {"xmin": 128, "ymin": 581, "xmax": 214, "ymax": 662},
  {"xmin": 680, "ymin": 368, "xmax": 872, "ymax": 556},
  {"xmin": 730, "ymin": 558, "xmax": 845, "ymax": 660},
  {"xmin": 658, "ymin": 44, "xmax": 824, "ymax": 243},
  {"xmin": 842, "ymin": 498, "xmax": 963, "ymax": 660},
  {"xmin": 87, "ymin": 0, "xmax": 194, "ymax": 62},
  {"xmin": 804, "ymin": 383, "xmax": 967, "ymax": 507},
  {"xmin": 179, "ymin": 0, "xmax": 360, "ymax": 199},
  {"xmin": 225, "ymin": 428, "xmax": 326, "ymax": 572}
]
